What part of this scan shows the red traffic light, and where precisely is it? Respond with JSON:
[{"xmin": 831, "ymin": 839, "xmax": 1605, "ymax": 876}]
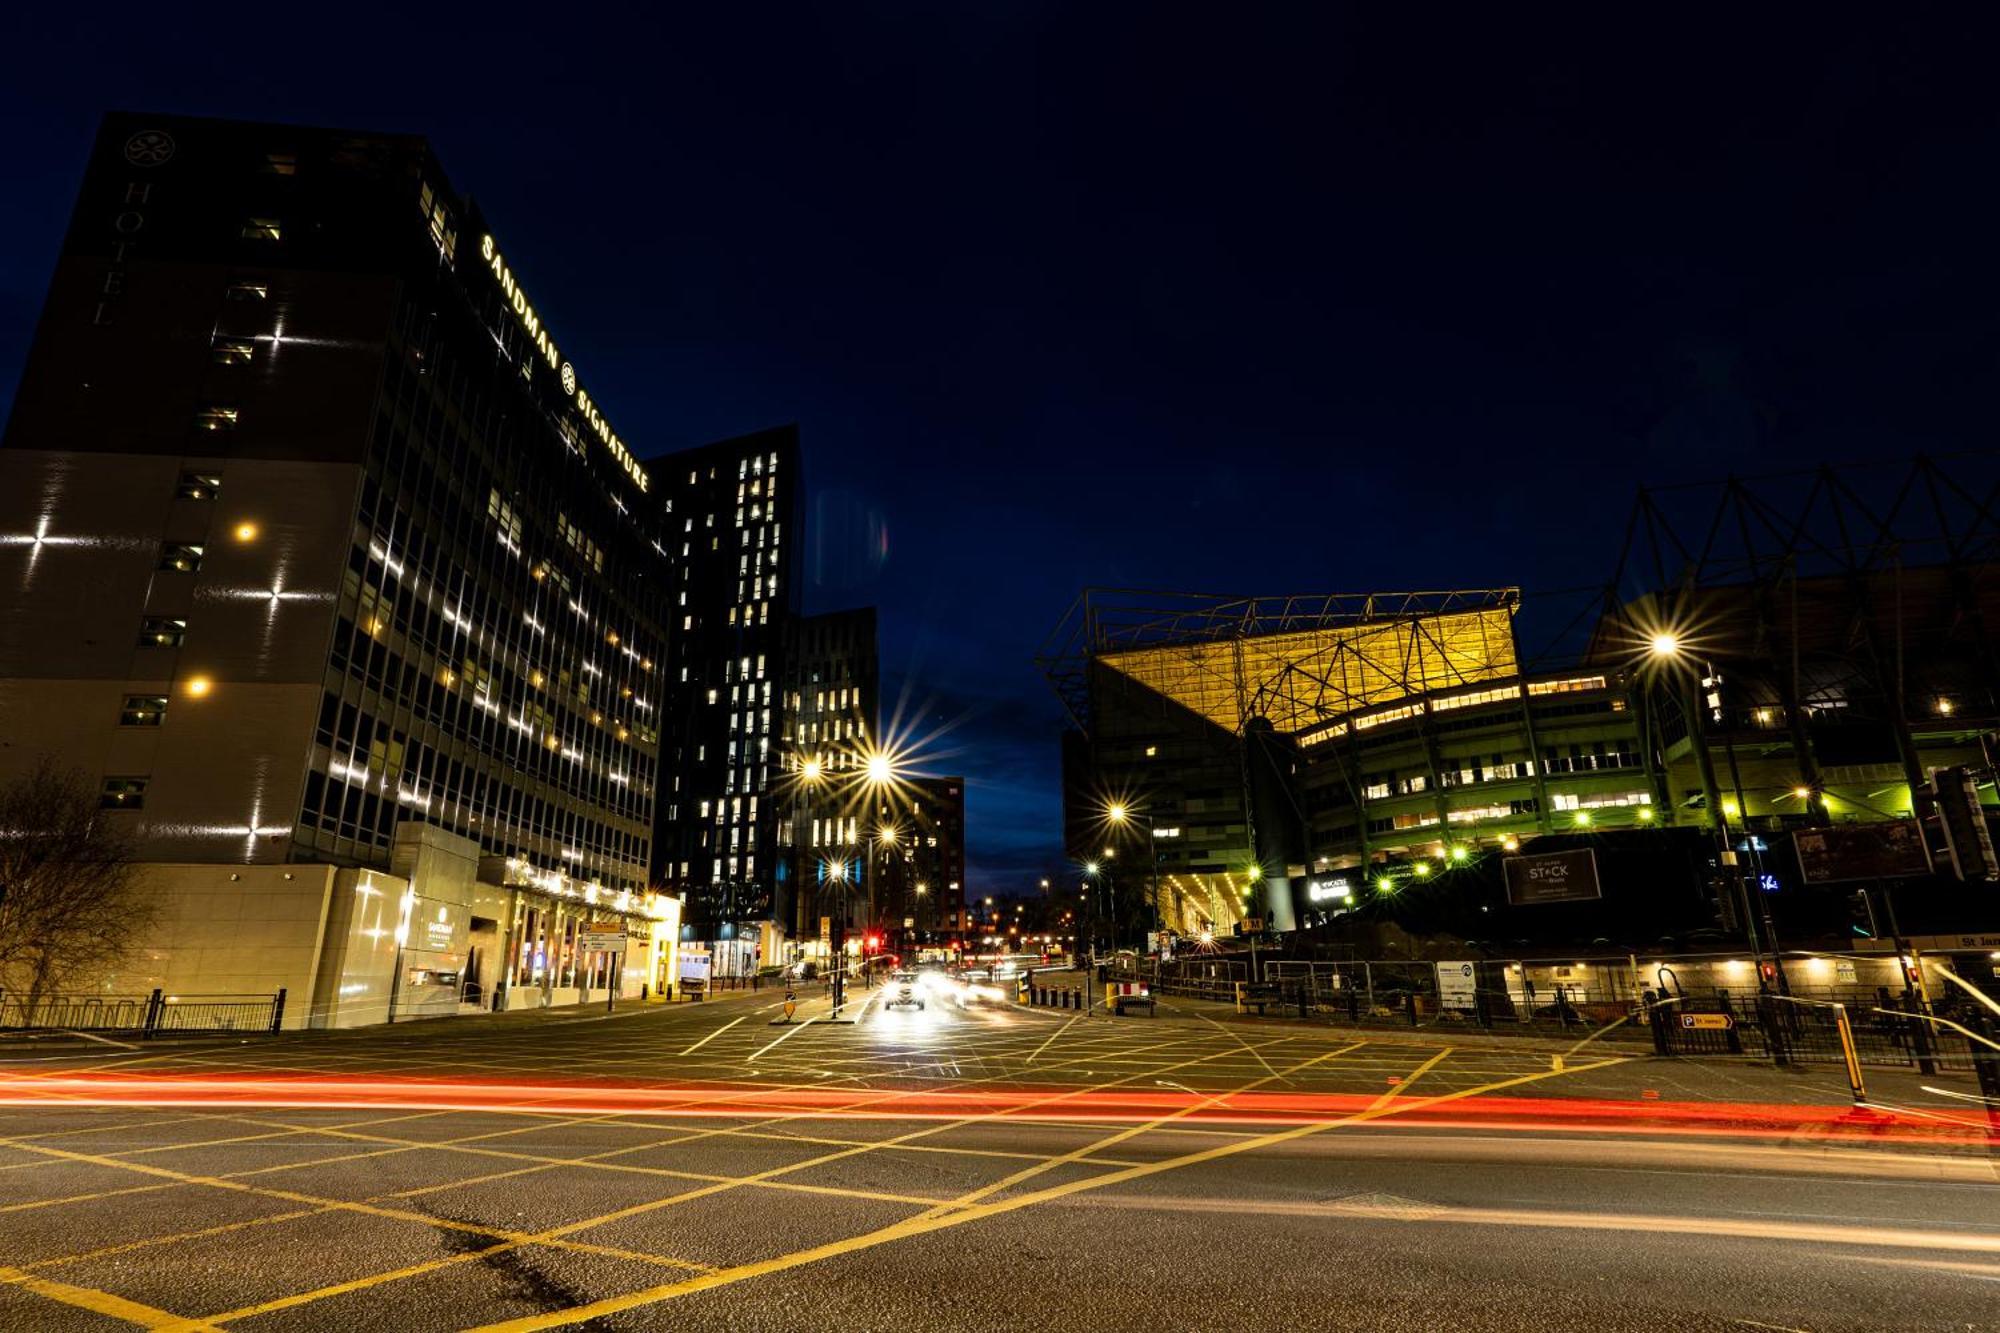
[{"xmin": 864, "ymin": 935, "xmax": 880, "ymax": 951}]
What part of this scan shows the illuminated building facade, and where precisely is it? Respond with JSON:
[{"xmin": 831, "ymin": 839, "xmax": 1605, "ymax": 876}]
[
  {"xmin": 1047, "ymin": 468, "xmax": 2000, "ymax": 950},
  {"xmin": 778, "ymin": 607, "xmax": 880, "ymax": 948},
  {"xmin": 901, "ymin": 775, "xmax": 966, "ymax": 940},
  {"xmin": 651, "ymin": 427, "xmax": 804, "ymax": 968},
  {"xmin": 0, "ymin": 112, "xmax": 676, "ymax": 1018}
]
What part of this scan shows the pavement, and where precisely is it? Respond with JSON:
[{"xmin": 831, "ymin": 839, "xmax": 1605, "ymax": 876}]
[{"xmin": 0, "ymin": 978, "xmax": 1995, "ymax": 1331}]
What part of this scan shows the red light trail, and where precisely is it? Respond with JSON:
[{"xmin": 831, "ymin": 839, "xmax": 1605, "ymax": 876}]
[{"xmin": 2, "ymin": 1072, "xmax": 1992, "ymax": 1146}]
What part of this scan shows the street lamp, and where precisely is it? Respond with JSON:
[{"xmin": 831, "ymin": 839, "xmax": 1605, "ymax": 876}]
[
  {"xmin": 791, "ymin": 754, "xmax": 827, "ymax": 960},
  {"xmin": 1644, "ymin": 630, "xmax": 1784, "ymax": 993},
  {"xmin": 1104, "ymin": 799, "xmax": 1165, "ymax": 950},
  {"xmin": 822, "ymin": 856, "xmax": 851, "ymax": 1015}
]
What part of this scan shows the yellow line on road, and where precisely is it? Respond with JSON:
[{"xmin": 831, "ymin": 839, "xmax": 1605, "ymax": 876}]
[
  {"xmin": 1364, "ymin": 1047, "xmax": 1453, "ymax": 1112},
  {"xmin": 465, "ymin": 1053, "xmax": 1631, "ymax": 1332},
  {"xmin": 179, "ymin": 1026, "xmax": 1290, "ymax": 1323},
  {"xmin": 1025, "ymin": 1015, "xmax": 1082, "ymax": 1063},
  {"xmin": 0, "ymin": 1264, "xmax": 220, "ymax": 1330},
  {"xmin": 926, "ymin": 1041, "xmax": 1369, "ymax": 1217}
]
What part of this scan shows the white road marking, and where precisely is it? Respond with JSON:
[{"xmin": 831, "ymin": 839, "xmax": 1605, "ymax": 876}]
[
  {"xmin": 678, "ymin": 1016, "xmax": 746, "ymax": 1057},
  {"xmin": 747, "ymin": 1019, "xmax": 816, "ymax": 1063}
]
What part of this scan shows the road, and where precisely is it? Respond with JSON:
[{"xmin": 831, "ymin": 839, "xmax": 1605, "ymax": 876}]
[{"xmin": 0, "ymin": 979, "xmax": 1996, "ymax": 1332}]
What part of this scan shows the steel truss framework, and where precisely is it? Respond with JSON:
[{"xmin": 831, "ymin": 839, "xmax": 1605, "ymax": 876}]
[
  {"xmin": 1038, "ymin": 588, "xmax": 1522, "ymax": 737},
  {"xmin": 1588, "ymin": 453, "xmax": 2000, "ymax": 829}
]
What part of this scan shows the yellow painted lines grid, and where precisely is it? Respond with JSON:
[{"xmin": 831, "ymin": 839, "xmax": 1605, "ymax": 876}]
[
  {"xmin": 462, "ymin": 1053, "xmax": 1633, "ymax": 1332},
  {"xmin": 0, "ymin": 1012, "xmax": 1591, "ymax": 1330}
]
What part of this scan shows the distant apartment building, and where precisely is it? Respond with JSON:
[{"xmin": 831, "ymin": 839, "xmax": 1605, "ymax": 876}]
[
  {"xmin": 778, "ymin": 607, "xmax": 882, "ymax": 955},
  {"xmin": 648, "ymin": 427, "xmax": 804, "ymax": 971}
]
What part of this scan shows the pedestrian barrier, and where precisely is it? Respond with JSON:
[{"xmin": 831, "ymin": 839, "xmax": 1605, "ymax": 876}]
[
  {"xmin": 1025, "ymin": 983, "xmax": 1086, "ymax": 1009},
  {"xmin": 1234, "ymin": 982, "xmax": 1281, "ymax": 1015},
  {"xmin": 1105, "ymin": 982, "xmax": 1155, "ymax": 1016},
  {"xmin": 0, "ymin": 988, "xmax": 286, "ymax": 1035}
]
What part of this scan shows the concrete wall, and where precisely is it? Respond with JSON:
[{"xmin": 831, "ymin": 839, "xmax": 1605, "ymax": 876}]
[
  {"xmin": 0, "ymin": 449, "xmax": 358, "ymax": 865},
  {"xmin": 387, "ymin": 823, "xmax": 482, "ymax": 1021},
  {"xmin": 95, "ymin": 863, "xmax": 338, "ymax": 1029},
  {"xmin": 309, "ymin": 867, "xmax": 408, "ymax": 1028}
]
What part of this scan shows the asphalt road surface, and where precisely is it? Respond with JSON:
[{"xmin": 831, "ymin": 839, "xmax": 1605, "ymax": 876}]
[{"xmin": 1, "ymin": 979, "xmax": 1996, "ymax": 1332}]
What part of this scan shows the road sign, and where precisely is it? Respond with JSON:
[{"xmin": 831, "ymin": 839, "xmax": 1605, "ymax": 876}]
[
  {"xmin": 579, "ymin": 932, "xmax": 627, "ymax": 953},
  {"xmin": 1240, "ymin": 917, "xmax": 1265, "ymax": 933},
  {"xmin": 1933, "ymin": 766, "xmax": 1998, "ymax": 882},
  {"xmin": 1435, "ymin": 961, "xmax": 1478, "ymax": 1011},
  {"xmin": 1502, "ymin": 849, "xmax": 1602, "ymax": 906},
  {"xmin": 1793, "ymin": 820, "xmax": 1930, "ymax": 885},
  {"xmin": 1680, "ymin": 1012, "xmax": 1734, "ymax": 1031}
]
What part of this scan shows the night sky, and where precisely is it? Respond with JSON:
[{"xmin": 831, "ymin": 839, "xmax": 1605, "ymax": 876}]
[{"xmin": 3, "ymin": 7, "xmax": 1997, "ymax": 893}]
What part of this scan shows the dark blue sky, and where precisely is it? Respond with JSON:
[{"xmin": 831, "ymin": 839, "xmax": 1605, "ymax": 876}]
[{"xmin": 4, "ymin": 6, "xmax": 1997, "ymax": 892}]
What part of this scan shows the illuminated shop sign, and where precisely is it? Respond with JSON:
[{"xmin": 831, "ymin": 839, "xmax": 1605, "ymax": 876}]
[
  {"xmin": 1306, "ymin": 877, "xmax": 1353, "ymax": 903},
  {"xmin": 479, "ymin": 234, "xmax": 650, "ymax": 493}
]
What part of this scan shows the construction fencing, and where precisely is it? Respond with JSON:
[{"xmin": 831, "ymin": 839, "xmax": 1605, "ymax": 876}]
[{"xmin": 1109, "ymin": 953, "xmax": 2000, "ymax": 1074}]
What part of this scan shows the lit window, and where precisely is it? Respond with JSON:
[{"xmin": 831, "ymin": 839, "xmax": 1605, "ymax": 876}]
[
  {"xmin": 139, "ymin": 617, "xmax": 187, "ymax": 647},
  {"xmin": 242, "ymin": 218, "xmax": 282, "ymax": 241},
  {"xmin": 100, "ymin": 777, "xmax": 148, "ymax": 809},
  {"xmin": 175, "ymin": 471, "xmax": 221, "ymax": 500},
  {"xmin": 158, "ymin": 543, "xmax": 204, "ymax": 573},
  {"xmin": 195, "ymin": 405, "xmax": 239, "ymax": 432},
  {"xmin": 211, "ymin": 338, "xmax": 256, "ymax": 366},
  {"xmin": 224, "ymin": 281, "xmax": 269, "ymax": 302},
  {"xmin": 262, "ymin": 152, "xmax": 297, "ymax": 176},
  {"xmin": 119, "ymin": 695, "xmax": 168, "ymax": 727},
  {"xmin": 486, "ymin": 489, "xmax": 523, "ymax": 550}
]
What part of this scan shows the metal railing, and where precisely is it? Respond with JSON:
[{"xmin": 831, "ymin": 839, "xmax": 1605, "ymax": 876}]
[
  {"xmin": 1107, "ymin": 953, "xmax": 2000, "ymax": 1075},
  {"xmin": 0, "ymin": 988, "xmax": 286, "ymax": 1036}
]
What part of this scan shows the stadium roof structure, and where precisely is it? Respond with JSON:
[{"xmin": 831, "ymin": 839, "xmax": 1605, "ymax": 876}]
[
  {"xmin": 1589, "ymin": 452, "xmax": 2000, "ymax": 664},
  {"xmin": 1037, "ymin": 588, "xmax": 1522, "ymax": 736}
]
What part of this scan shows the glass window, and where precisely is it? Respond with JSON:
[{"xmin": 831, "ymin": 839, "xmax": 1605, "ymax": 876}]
[
  {"xmin": 139, "ymin": 617, "xmax": 187, "ymax": 647},
  {"xmin": 119, "ymin": 696, "xmax": 168, "ymax": 727},
  {"xmin": 175, "ymin": 472, "xmax": 222, "ymax": 500},
  {"xmin": 242, "ymin": 217, "xmax": 282, "ymax": 241},
  {"xmin": 100, "ymin": 777, "xmax": 148, "ymax": 809},
  {"xmin": 263, "ymin": 152, "xmax": 297, "ymax": 176},
  {"xmin": 224, "ymin": 281, "xmax": 269, "ymax": 302},
  {"xmin": 195, "ymin": 405, "xmax": 239, "ymax": 432},
  {"xmin": 211, "ymin": 337, "xmax": 256, "ymax": 365},
  {"xmin": 158, "ymin": 543, "xmax": 203, "ymax": 573}
]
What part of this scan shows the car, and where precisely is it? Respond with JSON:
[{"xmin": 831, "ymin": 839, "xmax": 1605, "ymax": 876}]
[{"xmin": 884, "ymin": 970, "xmax": 925, "ymax": 1010}]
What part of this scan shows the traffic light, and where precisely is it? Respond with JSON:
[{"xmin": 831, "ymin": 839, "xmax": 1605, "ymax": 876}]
[
  {"xmin": 1930, "ymin": 766, "xmax": 1997, "ymax": 882},
  {"xmin": 1845, "ymin": 888, "xmax": 1877, "ymax": 940},
  {"xmin": 1711, "ymin": 873, "xmax": 1740, "ymax": 931},
  {"xmin": 864, "ymin": 934, "xmax": 880, "ymax": 952}
]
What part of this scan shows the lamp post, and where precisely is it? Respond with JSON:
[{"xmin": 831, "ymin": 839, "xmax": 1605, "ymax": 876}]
[
  {"xmin": 791, "ymin": 755, "xmax": 825, "ymax": 968},
  {"xmin": 859, "ymin": 746, "xmax": 904, "ymax": 948},
  {"xmin": 823, "ymin": 856, "xmax": 850, "ymax": 1017},
  {"xmin": 1106, "ymin": 802, "xmax": 1165, "ymax": 951},
  {"xmin": 1646, "ymin": 634, "xmax": 1783, "ymax": 992},
  {"xmin": 876, "ymin": 821, "xmax": 905, "ymax": 963},
  {"xmin": 1083, "ymin": 860, "xmax": 1105, "ymax": 964}
]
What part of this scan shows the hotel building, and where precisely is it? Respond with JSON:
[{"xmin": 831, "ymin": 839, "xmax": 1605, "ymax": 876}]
[{"xmin": 0, "ymin": 112, "xmax": 680, "ymax": 1022}]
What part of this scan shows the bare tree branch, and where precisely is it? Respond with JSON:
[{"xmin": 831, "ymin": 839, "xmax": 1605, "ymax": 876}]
[{"xmin": 0, "ymin": 756, "xmax": 155, "ymax": 1007}]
